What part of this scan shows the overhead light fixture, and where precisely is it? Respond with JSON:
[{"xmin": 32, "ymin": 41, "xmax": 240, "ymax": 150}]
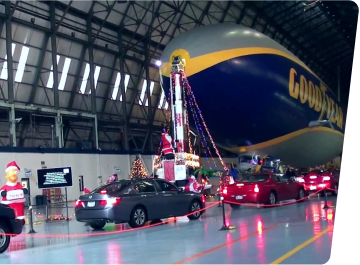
[{"xmin": 155, "ymin": 60, "xmax": 162, "ymax": 67}]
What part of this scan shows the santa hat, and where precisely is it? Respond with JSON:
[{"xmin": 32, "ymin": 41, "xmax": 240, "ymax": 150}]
[{"xmin": 5, "ymin": 161, "xmax": 20, "ymax": 173}]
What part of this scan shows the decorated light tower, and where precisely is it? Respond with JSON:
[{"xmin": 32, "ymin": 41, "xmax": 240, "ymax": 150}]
[
  {"xmin": 154, "ymin": 54, "xmax": 229, "ymax": 183},
  {"xmin": 171, "ymin": 56, "xmax": 186, "ymax": 154},
  {"xmin": 153, "ymin": 56, "xmax": 199, "ymax": 181}
]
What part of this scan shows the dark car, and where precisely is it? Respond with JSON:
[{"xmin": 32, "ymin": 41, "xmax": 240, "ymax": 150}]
[
  {"xmin": 298, "ymin": 169, "xmax": 339, "ymax": 196},
  {"xmin": 0, "ymin": 204, "xmax": 24, "ymax": 253},
  {"xmin": 221, "ymin": 173, "xmax": 306, "ymax": 208},
  {"xmin": 75, "ymin": 178, "xmax": 206, "ymax": 229}
]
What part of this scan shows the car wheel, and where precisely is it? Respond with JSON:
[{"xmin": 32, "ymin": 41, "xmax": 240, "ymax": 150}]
[
  {"xmin": 128, "ymin": 206, "xmax": 147, "ymax": 228},
  {"xmin": 188, "ymin": 200, "xmax": 202, "ymax": 220},
  {"xmin": 268, "ymin": 191, "xmax": 277, "ymax": 206},
  {"xmin": 0, "ymin": 222, "xmax": 11, "ymax": 254},
  {"xmin": 230, "ymin": 204, "xmax": 240, "ymax": 209},
  {"xmin": 331, "ymin": 184, "xmax": 338, "ymax": 197},
  {"xmin": 297, "ymin": 188, "xmax": 305, "ymax": 203},
  {"xmin": 89, "ymin": 220, "xmax": 106, "ymax": 230}
]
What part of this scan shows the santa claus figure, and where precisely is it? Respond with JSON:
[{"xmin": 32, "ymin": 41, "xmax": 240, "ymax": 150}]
[
  {"xmin": 184, "ymin": 176, "xmax": 203, "ymax": 193},
  {"xmin": 0, "ymin": 161, "xmax": 28, "ymax": 221},
  {"xmin": 161, "ymin": 130, "xmax": 174, "ymax": 160},
  {"xmin": 106, "ymin": 174, "xmax": 117, "ymax": 184}
]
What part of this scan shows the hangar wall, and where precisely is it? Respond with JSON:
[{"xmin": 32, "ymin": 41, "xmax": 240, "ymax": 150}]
[
  {"xmin": 0, "ymin": 152, "xmax": 238, "ymax": 201},
  {"xmin": 0, "ymin": 153, "xmax": 153, "ymax": 201}
]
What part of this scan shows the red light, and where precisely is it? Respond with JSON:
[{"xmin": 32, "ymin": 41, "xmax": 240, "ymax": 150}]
[
  {"xmin": 310, "ymin": 176, "xmax": 317, "ymax": 179},
  {"xmin": 254, "ymin": 184, "xmax": 259, "ymax": 193},
  {"xmin": 323, "ymin": 176, "xmax": 330, "ymax": 181},
  {"xmin": 222, "ymin": 187, "xmax": 228, "ymax": 195},
  {"xmin": 75, "ymin": 200, "xmax": 84, "ymax": 208},
  {"xmin": 201, "ymin": 194, "xmax": 206, "ymax": 203},
  {"xmin": 236, "ymin": 183, "xmax": 244, "ymax": 187},
  {"xmin": 99, "ymin": 197, "xmax": 121, "ymax": 206},
  {"xmin": 100, "ymin": 189, "xmax": 108, "ymax": 194},
  {"xmin": 259, "ymin": 159, "xmax": 263, "ymax": 164}
]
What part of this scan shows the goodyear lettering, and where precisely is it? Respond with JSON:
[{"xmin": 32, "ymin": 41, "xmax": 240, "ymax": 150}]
[{"xmin": 289, "ymin": 68, "xmax": 343, "ymax": 129}]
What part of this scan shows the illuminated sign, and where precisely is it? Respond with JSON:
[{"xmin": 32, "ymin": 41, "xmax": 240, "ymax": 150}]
[{"xmin": 289, "ymin": 68, "xmax": 343, "ymax": 129}]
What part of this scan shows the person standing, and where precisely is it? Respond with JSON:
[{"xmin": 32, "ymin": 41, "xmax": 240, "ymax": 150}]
[{"xmin": 230, "ymin": 164, "xmax": 239, "ymax": 182}]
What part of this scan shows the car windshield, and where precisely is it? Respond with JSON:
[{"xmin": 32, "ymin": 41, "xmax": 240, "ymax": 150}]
[
  {"xmin": 239, "ymin": 174, "xmax": 269, "ymax": 182},
  {"xmin": 91, "ymin": 180, "xmax": 132, "ymax": 195}
]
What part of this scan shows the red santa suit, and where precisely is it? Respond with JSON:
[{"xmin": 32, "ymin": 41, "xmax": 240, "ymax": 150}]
[
  {"xmin": 1, "ymin": 161, "xmax": 26, "ymax": 220},
  {"xmin": 161, "ymin": 132, "xmax": 174, "ymax": 155},
  {"xmin": 184, "ymin": 176, "xmax": 203, "ymax": 193}
]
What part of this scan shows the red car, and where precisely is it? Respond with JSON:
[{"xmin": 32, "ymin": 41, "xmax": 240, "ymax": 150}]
[
  {"xmin": 297, "ymin": 169, "xmax": 339, "ymax": 196},
  {"xmin": 221, "ymin": 173, "xmax": 306, "ymax": 209}
]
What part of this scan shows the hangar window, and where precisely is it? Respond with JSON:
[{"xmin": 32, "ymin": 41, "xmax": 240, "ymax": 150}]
[
  {"xmin": 14, "ymin": 46, "xmax": 30, "ymax": 83},
  {"xmin": 58, "ymin": 58, "xmax": 72, "ymax": 91},
  {"xmin": 46, "ymin": 55, "xmax": 60, "ymax": 88},
  {"xmin": 111, "ymin": 72, "xmax": 130, "ymax": 101},
  {"xmin": 0, "ymin": 43, "xmax": 16, "ymax": 80},
  {"xmin": 79, "ymin": 63, "xmax": 102, "ymax": 94},
  {"xmin": 139, "ymin": 80, "xmax": 154, "ymax": 106}
]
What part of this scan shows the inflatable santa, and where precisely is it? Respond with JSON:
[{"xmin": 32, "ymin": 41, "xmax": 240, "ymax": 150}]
[
  {"xmin": 0, "ymin": 161, "xmax": 28, "ymax": 221},
  {"xmin": 161, "ymin": 130, "xmax": 174, "ymax": 159},
  {"xmin": 184, "ymin": 176, "xmax": 203, "ymax": 193}
]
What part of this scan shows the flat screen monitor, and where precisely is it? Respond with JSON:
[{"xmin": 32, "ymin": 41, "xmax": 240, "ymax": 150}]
[{"xmin": 37, "ymin": 167, "xmax": 73, "ymax": 189}]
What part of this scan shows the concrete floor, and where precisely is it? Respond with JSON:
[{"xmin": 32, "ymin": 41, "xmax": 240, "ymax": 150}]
[{"xmin": 0, "ymin": 196, "xmax": 336, "ymax": 264}]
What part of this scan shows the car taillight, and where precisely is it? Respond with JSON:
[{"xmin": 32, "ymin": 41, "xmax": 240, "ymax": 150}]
[
  {"xmin": 236, "ymin": 183, "xmax": 244, "ymax": 187},
  {"xmin": 100, "ymin": 189, "xmax": 108, "ymax": 194},
  {"xmin": 323, "ymin": 176, "xmax": 330, "ymax": 181},
  {"xmin": 310, "ymin": 175, "xmax": 317, "ymax": 179},
  {"xmin": 222, "ymin": 187, "xmax": 228, "ymax": 195},
  {"xmin": 75, "ymin": 200, "xmax": 84, "ymax": 207},
  {"xmin": 99, "ymin": 197, "xmax": 121, "ymax": 206},
  {"xmin": 201, "ymin": 194, "xmax": 206, "ymax": 203},
  {"xmin": 254, "ymin": 184, "xmax": 259, "ymax": 193}
]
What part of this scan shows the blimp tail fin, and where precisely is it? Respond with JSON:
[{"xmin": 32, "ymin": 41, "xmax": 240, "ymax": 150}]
[{"xmin": 308, "ymin": 111, "xmax": 335, "ymax": 130}]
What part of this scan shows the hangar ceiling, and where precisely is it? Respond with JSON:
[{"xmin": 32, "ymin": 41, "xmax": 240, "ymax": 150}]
[{"xmin": 0, "ymin": 0, "xmax": 357, "ymax": 154}]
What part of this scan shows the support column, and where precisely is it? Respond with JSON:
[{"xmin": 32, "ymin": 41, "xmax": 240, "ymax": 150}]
[
  {"xmin": 5, "ymin": 1, "xmax": 14, "ymax": 104},
  {"xmin": 118, "ymin": 30, "xmax": 129, "ymax": 150},
  {"xmin": 55, "ymin": 111, "xmax": 63, "ymax": 148},
  {"xmin": 9, "ymin": 105, "xmax": 16, "ymax": 146},
  {"xmin": 87, "ymin": 11, "xmax": 98, "ymax": 149},
  {"xmin": 94, "ymin": 115, "xmax": 99, "ymax": 149},
  {"xmin": 145, "ymin": 38, "xmax": 153, "ymax": 152},
  {"xmin": 50, "ymin": 1, "xmax": 59, "ymax": 110}
]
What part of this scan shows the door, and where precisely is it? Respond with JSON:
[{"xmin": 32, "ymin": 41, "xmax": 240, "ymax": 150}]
[
  {"xmin": 79, "ymin": 175, "xmax": 84, "ymax": 193},
  {"xmin": 287, "ymin": 177, "xmax": 301, "ymax": 199},
  {"xmin": 21, "ymin": 178, "xmax": 30, "ymax": 207},
  {"xmin": 272, "ymin": 175, "xmax": 287, "ymax": 201},
  {"xmin": 154, "ymin": 180, "xmax": 186, "ymax": 217},
  {"xmin": 274, "ymin": 175, "xmax": 292, "ymax": 201},
  {"xmin": 133, "ymin": 180, "xmax": 163, "ymax": 220}
]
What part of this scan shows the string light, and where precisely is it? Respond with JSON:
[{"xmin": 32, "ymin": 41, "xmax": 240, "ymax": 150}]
[
  {"xmin": 183, "ymin": 78, "xmax": 212, "ymax": 167},
  {"xmin": 183, "ymin": 75, "xmax": 229, "ymax": 172},
  {"xmin": 184, "ymin": 75, "xmax": 217, "ymax": 169},
  {"xmin": 182, "ymin": 72, "xmax": 193, "ymax": 154}
]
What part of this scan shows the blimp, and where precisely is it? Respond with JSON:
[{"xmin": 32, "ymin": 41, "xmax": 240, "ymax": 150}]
[{"xmin": 159, "ymin": 24, "xmax": 345, "ymax": 168}]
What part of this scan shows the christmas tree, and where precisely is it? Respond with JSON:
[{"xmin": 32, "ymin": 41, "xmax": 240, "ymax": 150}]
[{"xmin": 130, "ymin": 155, "xmax": 148, "ymax": 179}]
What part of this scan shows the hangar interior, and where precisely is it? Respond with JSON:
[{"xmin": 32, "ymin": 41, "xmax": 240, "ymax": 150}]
[
  {"xmin": 0, "ymin": 0, "xmax": 356, "ymax": 154},
  {"xmin": 0, "ymin": 0, "xmax": 358, "ymax": 264}
]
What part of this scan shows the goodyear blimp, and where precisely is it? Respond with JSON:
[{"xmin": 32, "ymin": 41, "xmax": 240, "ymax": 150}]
[{"xmin": 159, "ymin": 24, "xmax": 345, "ymax": 168}]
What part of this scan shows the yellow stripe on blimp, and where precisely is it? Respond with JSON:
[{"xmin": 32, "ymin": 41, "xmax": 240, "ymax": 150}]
[
  {"xmin": 226, "ymin": 127, "xmax": 344, "ymax": 154},
  {"xmin": 160, "ymin": 47, "xmax": 317, "ymax": 78}
]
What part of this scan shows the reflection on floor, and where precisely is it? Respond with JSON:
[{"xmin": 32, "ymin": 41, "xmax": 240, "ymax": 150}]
[{"xmin": 1, "ymin": 197, "xmax": 336, "ymax": 264}]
